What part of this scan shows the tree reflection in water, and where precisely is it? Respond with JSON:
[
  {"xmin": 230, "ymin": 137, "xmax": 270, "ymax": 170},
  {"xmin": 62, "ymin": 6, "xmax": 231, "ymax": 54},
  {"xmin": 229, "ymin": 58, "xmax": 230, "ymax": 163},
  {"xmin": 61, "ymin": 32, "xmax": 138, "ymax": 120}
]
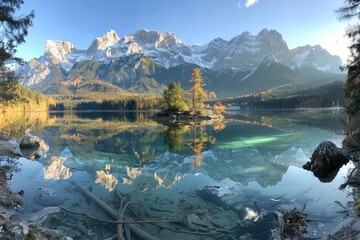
[{"xmin": 164, "ymin": 121, "xmax": 227, "ymax": 168}]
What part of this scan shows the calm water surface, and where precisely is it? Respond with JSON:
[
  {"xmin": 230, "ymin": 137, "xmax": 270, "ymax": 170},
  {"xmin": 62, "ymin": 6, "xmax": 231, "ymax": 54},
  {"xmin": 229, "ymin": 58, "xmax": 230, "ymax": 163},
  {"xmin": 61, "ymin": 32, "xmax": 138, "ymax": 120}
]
[{"xmin": 1, "ymin": 109, "xmax": 351, "ymax": 239}]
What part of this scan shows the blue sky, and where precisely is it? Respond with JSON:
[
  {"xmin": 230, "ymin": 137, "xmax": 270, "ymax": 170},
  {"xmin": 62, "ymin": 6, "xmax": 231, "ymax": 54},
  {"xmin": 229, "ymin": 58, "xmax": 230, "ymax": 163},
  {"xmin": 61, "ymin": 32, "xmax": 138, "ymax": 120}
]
[{"xmin": 16, "ymin": 0, "xmax": 351, "ymax": 62}]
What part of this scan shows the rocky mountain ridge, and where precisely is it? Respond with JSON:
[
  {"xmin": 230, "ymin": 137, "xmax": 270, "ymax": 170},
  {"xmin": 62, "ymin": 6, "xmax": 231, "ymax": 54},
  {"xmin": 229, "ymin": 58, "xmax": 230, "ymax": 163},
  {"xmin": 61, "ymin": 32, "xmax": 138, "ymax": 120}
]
[{"xmin": 17, "ymin": 28, "xmax": 344, "ymax": 97}]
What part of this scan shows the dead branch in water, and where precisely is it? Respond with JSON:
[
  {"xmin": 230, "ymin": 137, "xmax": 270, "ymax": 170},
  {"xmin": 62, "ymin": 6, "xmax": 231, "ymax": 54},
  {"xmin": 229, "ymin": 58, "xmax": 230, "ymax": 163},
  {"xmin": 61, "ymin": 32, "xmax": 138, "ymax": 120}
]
[
  {"xmin": 126, "ymin": 202, "xmax": 234, "ymax": 236},
  {"xmin": 61, "ymin": 207, "xmax": 175, "ymax": 224},
  {"xmin": 117, "ymin": 193, "xmax": 134, "ymax": 240},
  {"xmin": 73, "ymin": 181, "xmax": 160, "ymax": 240},
  {"xmin": 335, "ymin": 200, "xmax": 354, "ymax": 216}
]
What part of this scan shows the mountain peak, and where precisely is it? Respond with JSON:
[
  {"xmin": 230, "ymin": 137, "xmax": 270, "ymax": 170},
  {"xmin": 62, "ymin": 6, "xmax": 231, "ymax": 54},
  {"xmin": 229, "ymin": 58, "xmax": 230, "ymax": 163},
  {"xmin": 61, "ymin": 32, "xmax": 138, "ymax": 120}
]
[
  {"xmin": 235, "ymin": 31, "xmax": 253, "ymax": 41},
  {"xmin": 258, "ymin": 28, "xmax": 270, "ymax": 36},
  {"xmin": 133, "ymin": 29, "xmax": 162, "ymax": 44},
  {"xmin": 88, "ymin": 29, "xmax": 120, "ymax": 51},
  {"xmin": 45, "ymin": 40, "xmax": 74, "ymax": 53},
  {"xmin": 44, "ymin": 40, "xmax": 74, "ymax": 63},
  {"xmin": 257, "ymin": 28, "xmax": 283, "ymax": 40},
  {"xmin": 132, "ymin": 29, "xmax": 183, "ymax": 48}
]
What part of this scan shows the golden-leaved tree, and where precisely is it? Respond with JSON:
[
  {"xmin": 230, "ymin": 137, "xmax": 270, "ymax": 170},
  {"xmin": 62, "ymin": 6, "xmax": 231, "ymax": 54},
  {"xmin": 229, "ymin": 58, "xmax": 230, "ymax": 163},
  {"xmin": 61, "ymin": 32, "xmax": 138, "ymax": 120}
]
[{"xmin": 190, "ymin": 68, "xmax": 208, "ymax": 114}]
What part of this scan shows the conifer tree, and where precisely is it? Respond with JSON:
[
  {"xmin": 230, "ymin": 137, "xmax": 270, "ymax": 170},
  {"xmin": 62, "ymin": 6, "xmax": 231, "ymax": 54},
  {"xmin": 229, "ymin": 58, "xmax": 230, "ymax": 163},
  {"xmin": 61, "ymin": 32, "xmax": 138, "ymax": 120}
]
[
  {"xmin": 0, "ymin": 0, "xmax": 35, "ymax": 80},
  {"xmin": 337, "ymin": 0, "xmax": 360, "ymax": 149},
  {"xmin": 190, "ymin": 68, "xmax": 208, "ymax": 114},
  {"xmin": 337, "ymin": 0, "xmax": 360, "ymax": 117},
  {"xmin": 162, "ymin": 82, "xmax": 189, "ymax": 111}
]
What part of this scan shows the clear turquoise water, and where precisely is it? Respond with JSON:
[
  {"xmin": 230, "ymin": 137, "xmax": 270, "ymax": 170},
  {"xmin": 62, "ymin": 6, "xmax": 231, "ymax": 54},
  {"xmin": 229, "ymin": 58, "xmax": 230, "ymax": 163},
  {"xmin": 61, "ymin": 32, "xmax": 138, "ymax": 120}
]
[{"xmin": 6, "ymin": 109, "xmax": 350, "ymax": 239}]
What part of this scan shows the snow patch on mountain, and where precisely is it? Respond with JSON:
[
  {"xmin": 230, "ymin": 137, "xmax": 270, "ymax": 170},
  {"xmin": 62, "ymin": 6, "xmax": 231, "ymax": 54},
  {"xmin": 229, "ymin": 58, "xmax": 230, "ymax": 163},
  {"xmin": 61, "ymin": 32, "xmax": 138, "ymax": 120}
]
[
  {"xmin": 18, "ymin": 28, "xmax": 343, "ymax": 87},
  {"xmin": 44, "ymin": 40, "xmax": 74, "ymax": 64},
  {"xmin": 292, "ymin": 50, "xmax": 310, "ymax": 68},
  {"xmin": 290, "ymin": 45, "xmax": 342, "ymax": 73},
  {"xmin": 17, "ymin": 59, "xmax": 51, "ymax": 86}
]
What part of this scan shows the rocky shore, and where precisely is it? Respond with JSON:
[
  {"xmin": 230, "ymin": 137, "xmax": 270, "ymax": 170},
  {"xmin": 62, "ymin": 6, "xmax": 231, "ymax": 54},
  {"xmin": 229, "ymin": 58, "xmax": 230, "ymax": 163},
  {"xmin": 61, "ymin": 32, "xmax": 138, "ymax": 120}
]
[
  {"xmin": 301, "ymin": 138, "xmax": 360, "ymax": 239},
  {"xmin": 0, "ymin": 133, "xmax": 65, "ymax": 240},
  {"xmin": 154, "ymin": 109, "xmax": 224, "ymax": 123}
]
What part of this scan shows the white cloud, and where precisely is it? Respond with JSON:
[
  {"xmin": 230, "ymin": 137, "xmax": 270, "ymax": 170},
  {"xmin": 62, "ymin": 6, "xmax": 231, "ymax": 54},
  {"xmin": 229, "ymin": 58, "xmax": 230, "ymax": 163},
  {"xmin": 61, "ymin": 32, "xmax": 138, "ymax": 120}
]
[
  {"xmin": 238, "ymin": 0, "xmax": 259, "ymax": 8},
  {"xmin": 245, "ymin": 0, "xmax": 258, "ymax": 7}
]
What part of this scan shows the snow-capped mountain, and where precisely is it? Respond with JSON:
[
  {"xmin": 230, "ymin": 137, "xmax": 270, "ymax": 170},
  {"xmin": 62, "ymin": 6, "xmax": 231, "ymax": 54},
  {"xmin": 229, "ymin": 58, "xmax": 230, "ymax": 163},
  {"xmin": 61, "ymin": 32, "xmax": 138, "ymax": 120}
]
[
  {"xmin": 213, "ymin": 29, "xmax": 290, "ymax": 71},
  {"xmin": 17, "ymin": 28, "xmax": 344, "ymax": 97},
  {"xmin": 290, "ymin": 44, "xmax": 342, "ymax": 72}
]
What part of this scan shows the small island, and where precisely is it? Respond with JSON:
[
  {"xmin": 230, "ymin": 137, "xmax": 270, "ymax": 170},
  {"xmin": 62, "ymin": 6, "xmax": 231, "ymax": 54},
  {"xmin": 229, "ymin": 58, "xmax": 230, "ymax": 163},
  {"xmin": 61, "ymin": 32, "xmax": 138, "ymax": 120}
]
[{"xmin": 155, "ymin": 67, "xmax": 226, "ymax": 122}]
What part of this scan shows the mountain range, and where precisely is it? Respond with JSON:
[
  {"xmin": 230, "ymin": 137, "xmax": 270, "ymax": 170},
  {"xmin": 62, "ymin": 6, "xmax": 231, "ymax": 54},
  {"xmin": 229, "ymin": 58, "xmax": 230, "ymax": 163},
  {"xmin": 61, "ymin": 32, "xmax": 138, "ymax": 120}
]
[{"xmin": 17, "ymin": 28, "xmax": 345, "ymax": 97}]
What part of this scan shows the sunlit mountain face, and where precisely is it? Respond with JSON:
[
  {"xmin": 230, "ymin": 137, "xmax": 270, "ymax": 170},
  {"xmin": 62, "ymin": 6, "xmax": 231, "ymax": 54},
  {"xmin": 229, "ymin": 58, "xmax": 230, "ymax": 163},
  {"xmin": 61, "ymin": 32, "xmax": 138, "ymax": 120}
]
[{"xmin": 17, "ymin": 29, "xmax": 344, "ymax": 97}]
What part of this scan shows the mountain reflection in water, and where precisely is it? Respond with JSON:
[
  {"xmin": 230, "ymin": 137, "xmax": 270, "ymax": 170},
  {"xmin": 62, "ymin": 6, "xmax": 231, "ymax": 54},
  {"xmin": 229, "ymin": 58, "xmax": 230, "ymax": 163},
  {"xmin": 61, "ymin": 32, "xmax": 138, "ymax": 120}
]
[{"xmin": 2, "ymin": 109, "xmax": 348, "ymax": 239}]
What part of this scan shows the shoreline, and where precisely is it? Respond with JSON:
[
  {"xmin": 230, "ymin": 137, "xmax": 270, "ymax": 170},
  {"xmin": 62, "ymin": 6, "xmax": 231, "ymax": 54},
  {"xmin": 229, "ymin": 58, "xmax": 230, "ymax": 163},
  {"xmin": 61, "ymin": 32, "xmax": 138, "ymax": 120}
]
[
  {"xmin": 0, "ymin": 157, "xmax": 60, "ymax": 239},
  {"xmin": 0, "ymin": 135, "xmax": 62, "ymax": 239}
]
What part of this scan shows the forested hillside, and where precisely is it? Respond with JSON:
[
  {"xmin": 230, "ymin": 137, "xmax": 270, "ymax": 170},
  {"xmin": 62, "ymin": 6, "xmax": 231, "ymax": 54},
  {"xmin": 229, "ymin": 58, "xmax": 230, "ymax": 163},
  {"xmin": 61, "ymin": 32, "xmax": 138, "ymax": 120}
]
[
  {"xmin": 0, "ymin": 80, "xmax": 55, "ymax": 111},
  {"xmin": 220, "ymin": 81, "xmax": 345, "ymax": 109}
]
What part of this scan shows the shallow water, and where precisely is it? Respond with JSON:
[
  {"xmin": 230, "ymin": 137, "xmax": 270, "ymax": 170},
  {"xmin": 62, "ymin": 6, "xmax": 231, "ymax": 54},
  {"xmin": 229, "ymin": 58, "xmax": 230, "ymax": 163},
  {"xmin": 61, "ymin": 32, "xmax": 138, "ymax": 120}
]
[{"xmin": 2, "ymin": 109, "xmax": 352, "ymax": 239}]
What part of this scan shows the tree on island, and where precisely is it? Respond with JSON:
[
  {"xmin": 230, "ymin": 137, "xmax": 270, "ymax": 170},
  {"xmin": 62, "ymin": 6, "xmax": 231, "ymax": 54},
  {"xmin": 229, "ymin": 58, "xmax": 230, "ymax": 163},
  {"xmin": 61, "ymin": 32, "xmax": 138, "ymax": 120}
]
[
  {"xmin": 161, "ymin": 81, "xmax": 189, "ymax": 111},
  {"xmin": 190, "ymin": 67, "xmax": 208, "ymax": 114},
  {"xmin": 159, "ymin": 67, "xmax": 226, "ymax": 120},
  {"xmin": 0, "ymin": 0, "xmax": 35, "ymax": 81}
]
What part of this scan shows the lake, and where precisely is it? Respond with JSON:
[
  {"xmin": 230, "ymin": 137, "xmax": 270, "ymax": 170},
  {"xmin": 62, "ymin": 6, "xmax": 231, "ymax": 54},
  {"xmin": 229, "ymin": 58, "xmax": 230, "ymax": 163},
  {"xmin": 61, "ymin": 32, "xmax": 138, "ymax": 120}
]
[{"xmin": 1, "ymin": 109, "xmax": 351, "ymax": 239}]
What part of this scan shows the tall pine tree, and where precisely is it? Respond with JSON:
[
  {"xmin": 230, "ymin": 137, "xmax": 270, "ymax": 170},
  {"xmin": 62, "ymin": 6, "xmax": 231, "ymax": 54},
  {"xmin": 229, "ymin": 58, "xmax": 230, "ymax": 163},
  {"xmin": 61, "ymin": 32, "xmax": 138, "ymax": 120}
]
[
  {"xmin": 337, "ymin": 0, "xmax": 360, "ymax": 117},
  {"xmin": 337, "ymin": 0, "xmax": 360, "ymax": 149},
  {"xmin": 0, "ymin": 0, "xmax": 35, "ymax": 80}
]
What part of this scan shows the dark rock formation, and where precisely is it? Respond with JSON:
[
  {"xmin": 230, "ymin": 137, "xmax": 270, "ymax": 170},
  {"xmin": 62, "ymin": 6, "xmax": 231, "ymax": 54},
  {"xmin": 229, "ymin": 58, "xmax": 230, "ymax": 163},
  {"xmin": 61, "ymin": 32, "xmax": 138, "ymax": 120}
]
[
  {"xmin": 19, "ymin": 135, "xmax": 40, "ymax": 151},
  {"xmin": 19, "ymin": 129, "xmax": 41, "ymax": 159},
  {"xmin": 303, "ymin": 141, "xmax": 349, "ymax": 182}
]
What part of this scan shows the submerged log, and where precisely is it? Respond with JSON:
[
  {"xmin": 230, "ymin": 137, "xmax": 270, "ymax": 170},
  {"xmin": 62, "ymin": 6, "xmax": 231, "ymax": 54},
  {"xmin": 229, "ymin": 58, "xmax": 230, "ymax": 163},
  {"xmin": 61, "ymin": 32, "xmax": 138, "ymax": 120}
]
[
  {"xmin": 303, "ymin": 141, "xmax": 349, "ymax": 181},
  {"xmin": 73, "ymin": 181, "xmax": 159, "ymax": 240}
]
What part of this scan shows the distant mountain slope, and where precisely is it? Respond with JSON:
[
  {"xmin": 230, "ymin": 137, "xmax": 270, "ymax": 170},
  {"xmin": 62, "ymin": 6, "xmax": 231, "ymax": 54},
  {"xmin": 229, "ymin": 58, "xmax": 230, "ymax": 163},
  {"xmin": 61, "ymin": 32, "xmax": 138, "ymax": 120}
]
[
  {"xmin": 17, "ymin": 28, "xmax": 345, "ymax": 97},
  {"xmin": 221, "ymin": 81, "xmax": 345, "ymax": 109}
]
